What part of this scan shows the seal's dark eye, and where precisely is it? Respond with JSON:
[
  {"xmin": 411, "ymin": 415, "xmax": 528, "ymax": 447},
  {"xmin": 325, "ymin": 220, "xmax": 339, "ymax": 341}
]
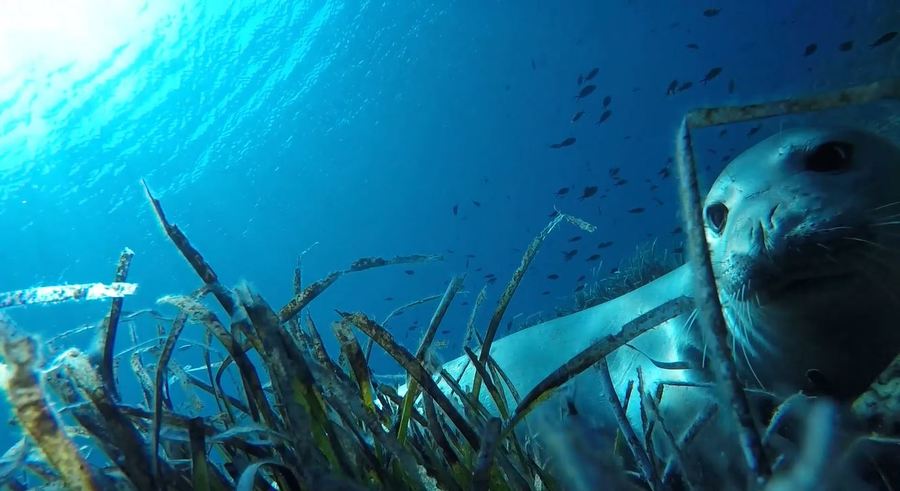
[
  {"xmin": 805, "ymin": 141, "xmax": 853, "ymax": 173},
  {"xmin": 705, "ymin": 202, "xmax": 728, "ymax": 235}
]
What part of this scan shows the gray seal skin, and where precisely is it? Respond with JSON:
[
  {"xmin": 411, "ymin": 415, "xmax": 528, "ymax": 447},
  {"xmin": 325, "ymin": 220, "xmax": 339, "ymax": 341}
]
[
  {"xmin": 412, "ymin": 127, "xmax": 900, "ymax": 485},
  {"xmin": 708, "ymin": 127, "xmax": 900, "ymax": 400}
]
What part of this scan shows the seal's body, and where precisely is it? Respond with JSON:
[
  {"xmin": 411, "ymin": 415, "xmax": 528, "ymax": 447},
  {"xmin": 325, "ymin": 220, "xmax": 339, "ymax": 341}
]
[{"xmin": 421, "ymin": 127, "xmax": 900, "ymax": 486}]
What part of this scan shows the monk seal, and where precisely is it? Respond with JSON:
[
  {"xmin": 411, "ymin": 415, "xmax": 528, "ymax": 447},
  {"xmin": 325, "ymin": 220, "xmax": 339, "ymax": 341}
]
[
  {"xmin": 707, "ymin": 127, "xmax": 900, "ymax": 400},
  {"xmin": 401, "ymin": 126, "xmax": 900, "ymax": 487}
]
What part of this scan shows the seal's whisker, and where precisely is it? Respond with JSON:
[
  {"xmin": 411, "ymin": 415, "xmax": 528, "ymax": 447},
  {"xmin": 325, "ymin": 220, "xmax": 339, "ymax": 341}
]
[
  {"xmin": 813, "ymin": 225, "xmax": 855, "ymax": 233},
  {"xmin": 842, "ymin": 236, "xmax": 900, "ymax": 254},
  {"xmin": 740, "ymin": 337, "xmax": 766, "ymax": 391},
  {"xmin": 870, "ymin": 200, "xmax": 900, "ymax": 212},
  {"xmin": 869, "ymin": 211, "xmax": 900, "ymax": 221}
]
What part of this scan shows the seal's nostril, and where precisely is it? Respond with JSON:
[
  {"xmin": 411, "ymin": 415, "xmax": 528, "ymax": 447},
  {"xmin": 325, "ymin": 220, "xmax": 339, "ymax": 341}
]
[
  {"xmin": 768, "ymin": 204, "xmax": 779, "ymax": 228},
  {"xmin": 758, "ymin": 221, "xmax": 770, "ymax": 253}
]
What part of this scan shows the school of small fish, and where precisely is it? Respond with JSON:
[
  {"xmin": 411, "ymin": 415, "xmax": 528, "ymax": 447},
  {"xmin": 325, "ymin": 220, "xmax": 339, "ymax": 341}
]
[{"xmin": 436, "ymin": 8, "xmax": 898, "ymax": 321}]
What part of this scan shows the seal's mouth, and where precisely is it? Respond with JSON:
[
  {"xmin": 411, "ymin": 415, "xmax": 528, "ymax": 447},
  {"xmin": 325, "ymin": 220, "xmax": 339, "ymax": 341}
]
[
  {"xmin": 737, "ymin": 232, "xmax": 871, "ymax": 304},
  {"xmin": 769, "ymin": 270, "xmax": 857, "ymax": 299}
]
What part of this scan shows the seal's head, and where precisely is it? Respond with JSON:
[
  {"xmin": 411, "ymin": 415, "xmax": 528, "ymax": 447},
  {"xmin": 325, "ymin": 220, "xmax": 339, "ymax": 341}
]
[{"xmin": 704, "ymin": 127, "xmax": 900, "ymax": 399}]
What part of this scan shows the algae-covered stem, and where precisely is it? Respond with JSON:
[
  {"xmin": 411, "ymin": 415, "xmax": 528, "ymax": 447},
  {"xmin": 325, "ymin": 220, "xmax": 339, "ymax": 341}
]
[
  {"xmin": 97, "ymin": 247, "xmax": 134, "ymax": 401},
  {"xmin": 504, "ymin": 296, "xmax": 692, "ymax": 432},
  {"xmin": 597, "ymin": 360, "xmax": 658, "ymax": 489},
  {"xmin": 395, "ymin": 275, "xmax": 464, "ymax": 442},
  {"xmin": 674, "ymin": 119, "xmax": 770, "ymax": 483},
  {"xmin": 473, "ymin": 212, "xmax": 595, "ymax": 401},
  {"xmin": 0, "ymin": 314, "xmax": 101, "ymax": 491},
  {"xmin": 142, "ymin": 179, "xmax": 237, "ymax": 316},
  {"xmin": 364, "ymin": 293, "xmax": 442, "ymax": 361},
  {"xmin": 684, "ymin": 78, "xmax": 900, "ymax": 128}
]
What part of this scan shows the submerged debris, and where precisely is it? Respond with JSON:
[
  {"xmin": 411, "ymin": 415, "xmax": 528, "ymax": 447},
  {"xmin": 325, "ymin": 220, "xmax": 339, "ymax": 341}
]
[{"xmin": 0, "ymin": 282, "xmax": 137, "ymax": 309}]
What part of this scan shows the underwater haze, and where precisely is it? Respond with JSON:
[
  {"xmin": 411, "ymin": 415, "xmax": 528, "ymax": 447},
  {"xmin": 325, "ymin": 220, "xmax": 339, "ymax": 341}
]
[{"xmin": 0, "ymin": 0, "xmax": 898, "ymax": 456}]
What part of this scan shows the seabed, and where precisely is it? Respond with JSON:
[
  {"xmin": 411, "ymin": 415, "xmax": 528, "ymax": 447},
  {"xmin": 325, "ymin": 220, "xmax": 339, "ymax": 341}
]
[{"xmin": 0, "ymin": 81, "xmax": 899, "ymax": 490}]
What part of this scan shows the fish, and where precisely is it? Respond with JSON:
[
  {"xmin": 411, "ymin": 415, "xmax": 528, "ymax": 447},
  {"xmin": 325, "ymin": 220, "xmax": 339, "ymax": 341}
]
[
  {"xmin": 803, "ymin": 43, "xmax": 817, "ymax": 56},
  {"xmin": 609, "ymin": 167, "xmax": 620, "ymax": 176},
  {"xmin": 703, "ymin": 8, "xmax": 720, "ymax": 17},
  {"xmin": 728, "ymin": 79, "xmax": 735, "ymax": 94},
  {"xmin": 614, "ymin": 179, "xmax": 628, "ymax": 186},
  {"xmin": 672, "ymin": 226, "xmax": 683, "ymax": 234},
  {"xmin": 628, "ymin": 207, "xmax": 645, "ymax": 214},
  {"xmin": 596, "ymin": 110, "xmax": 612, "ymax": 124},
  {"xmin": 563, "ymin": 250, "xmax": 578, "ymax": 261},
  {"xmin": 658, "ymin": 167, "xmax": 671, "ymax": 178},
  {"xmin": 747, "ymin": 124, "xmax": 762, "ymax": 136},
  {"xmin": 577, "ymin": 74, "xmax": 584, "ymax": 85},
  {"xmin": 384, "ymin": 296, "xmax": 394, "ymax": 301},
  {"xmin": 578, "ymin": 186, "xmax": 598, "ymax": 200},
  {"xmin": 549, "ymin": 137, "xmax": 577, "ymax": 149},
  {"xmin": 586, "ymin": 254, "xmax": 601, "ymax": 262},
  {"xmin": 404, "ymin": 270, "xmax": 415, "ymax": 275},
  {"xmin": 574, "ymin": 284, "xmax": 585, "ymax": 292},
  {"xmin": 584, "ymin": 67, "xmax": 599, "ymax": 81},
  {"xmin": 568, "ymin": 235, "xmax": 582, "ymax": 242},
  {"xmin": 571, "ymin": 111, "xmax": 585, "ymax": 123},
  {"xmin": 597, "ymin": 241, "xmax": 614, "ymax": 249},
  {"xmin": 472, "ymin": 200, "xmax": 481, "ymax": 207},
  {"xmin": 839, "ymin": 40, "xmax": 854, "ymax": 51},
  {"xmin": 871, "ymin": 31, "xmax": 898, "ymax": 47},
  {"xmin": 576, "ymin": 84, "xmax": 597, "ymax": 100},
  {"xmin": 556, "ymin": 187, "xmax": 570, "ymax": 196},
  {"xmin": 652, "ymin": 197, "xmax": 663, "ymax": 206},
  {"xmin": 700, "ymin": 67, "xmax": 722, "ymax": 84},
  {"xmin": 610, "ymin": 267, "xmax": 620, "ymax": 274},
  {"xmin": 541, "ymin": 291, "xmax": 551, "ymax": 295},
  {"xmin": 677, "ymin": 81, "xmax": 693, "ymax": 92},
  {"xmin": 602, "ymin": 95, "xmax": 611, "ymax": 107},
  {"xmin": 666, "ymin": 79, "xmax": 678, "ymax": 95},
  {"xmin": 719, "ymin": 129, "xmax": 728, "ymax": 138},
  {"xmin": 686, "ymin": 43, "xmax": 700, "ymax": 50},
  {"xmin": 576, "ymin": 275, "xmax": 586, "ymax": 282},
  {"xmin": 547, "ymin": 274, "xmax": 560, "ymax": 280},
  {"xmin": 452, "ymin": 204, "xmax": 458, "ymax": 215}
]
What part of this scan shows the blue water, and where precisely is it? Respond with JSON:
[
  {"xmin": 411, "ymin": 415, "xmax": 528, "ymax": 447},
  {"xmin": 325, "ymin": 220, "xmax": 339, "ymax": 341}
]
[{"xmin": 0, "ymin": 0, "xmax": 897, "ymax": 453}]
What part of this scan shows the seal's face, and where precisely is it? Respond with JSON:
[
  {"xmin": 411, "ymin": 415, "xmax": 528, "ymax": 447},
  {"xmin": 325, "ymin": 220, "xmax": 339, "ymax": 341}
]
[{"xmin": 703, "ymin": 127, "xmax": 900, "ymax": 398}]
